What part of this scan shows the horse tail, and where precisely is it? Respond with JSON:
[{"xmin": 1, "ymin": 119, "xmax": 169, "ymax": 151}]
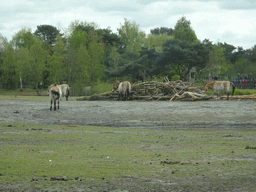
[
  {"xmin": 51, "ymin": 90, "xmax": 60, "ymax": 100},
  {"xmin": 126, "ymin": 86, "xmax": 130, "ymax": 99},
  {"xmin": 127, "ymin": 82, "xmax": 131, "ymax": 99},
  {"xmin": 66, "ymin": 87, "xmax": 70, "ymax": 101},
  {"xmin": 230, "ymin": 82, "xmax": 235, "ymax": 96}
]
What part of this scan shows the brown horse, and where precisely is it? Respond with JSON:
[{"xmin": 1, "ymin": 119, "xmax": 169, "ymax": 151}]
[
  {"xmin": 48, "ymin": 84, "xmax": 62, "ymax": 110},
  {"xmin": 204, "ymin": 81, "xmax": 235, "ymax": 100},
  {"xmin": 112, "ymin": 81, "xmax": 131, "ymax": 101}
]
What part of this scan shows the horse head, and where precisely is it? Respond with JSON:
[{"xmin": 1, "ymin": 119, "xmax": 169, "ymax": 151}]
[
  {"xmin": 203, "ymin": 81, "xmax": 215, "ymax": 91},
  {"xmin": 112, "ymin": 81, "xmax": 121, "ymax": 92},
  {"xmin": 203, "ymin": 83, "xmax": 209, "ymax": 91}
]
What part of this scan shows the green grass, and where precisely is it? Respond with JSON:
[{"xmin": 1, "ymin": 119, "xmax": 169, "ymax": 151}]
[
  {"xmin": 0, "ymin": 95, "xmax": 50, "ymax": 101},
  {"xmin": 0, "ymin": 88, "xmax": 48, "ymax": 96},
  {"xmin": 205, "ymin": 88, "xmax": 256, "ymax": 96},
  {"xmin": 90, "ymin": 82, "xmax": 113, "ymax": 95},
  {"xmin": 1, "ymin": 83, "xmax": 256, "ymax": 97},
  {"xmin": 0, "ymin": 122, "xmax": 255, "ymax": 187}
]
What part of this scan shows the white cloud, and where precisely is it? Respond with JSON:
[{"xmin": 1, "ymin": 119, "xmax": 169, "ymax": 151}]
[{"xmin": 0, "ymin": 0, "xmax": 256, "ymax": 49}]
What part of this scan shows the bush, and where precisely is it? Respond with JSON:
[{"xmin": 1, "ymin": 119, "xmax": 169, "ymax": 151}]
[
  {"xmin": 172, "ymin": 75, "xmax": 180, "ymax": 81},
  {"xmin": 90, "ymin": 81, "xmax": 113, "ymax": 95},
  {"xmin": 233, "ymin": 89, "xmax": 256, "ymax": 95}
]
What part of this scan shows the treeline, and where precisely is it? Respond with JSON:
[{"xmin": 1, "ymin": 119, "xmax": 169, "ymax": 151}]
[{"xmin": 0, "ymin": 16, "xmax": 256, "ymax": 95}]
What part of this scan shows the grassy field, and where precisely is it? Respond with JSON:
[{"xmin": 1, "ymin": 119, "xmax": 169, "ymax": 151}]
[
  {"xmin": 205, "ymin": 88, "xmax": 256, "ymax": 96},
  {"xmin": 1, "ymin": 86, "xmax": 256, "ymax": 98},
  {"xmin": 0, "ymin": 122, "xmax": 256, "ymax": 190},
  {"xmin": 0, "ymin": 95, "xmax": 50, "ymax": 101}
]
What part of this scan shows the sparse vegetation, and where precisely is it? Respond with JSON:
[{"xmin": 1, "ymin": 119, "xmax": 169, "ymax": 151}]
[{"xmin": 0, "ymin": 122, "xmax": 256, "ymax": 191}]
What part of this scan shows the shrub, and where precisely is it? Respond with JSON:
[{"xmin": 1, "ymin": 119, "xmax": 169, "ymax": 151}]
[{"xmin": 172, "ymin": 75, "xmax": 180, "ymax": 81}]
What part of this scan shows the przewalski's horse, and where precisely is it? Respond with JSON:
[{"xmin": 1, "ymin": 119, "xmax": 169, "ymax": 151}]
[
  {"xmin": 59, "ymin": 84, "xmax": 70, "ymax": 101},
  {"xmin": 48, "ymin": 84, "xmax": 62, "ymax": 110},
  {"xmin": 112, "ymin": 81, "xmax": 131, "ymax": 101},
  {"xmin": 204, "ymin": 81, "xmax": 235, "ymax": 100}
]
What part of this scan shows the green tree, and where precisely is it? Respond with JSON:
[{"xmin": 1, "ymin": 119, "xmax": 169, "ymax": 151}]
[
  {"xmin": 73, "ymin": 44, "xmax": 90, "ymax": 95},
  {"xmin": 117, "ymin": 18, "xmax": 146, "ymax": 53},
  {"xmin": 14, "ymin": 47, "xmax": 29, "ymax": 91},
  {"xmin": 67, "ymin": 30, "xmax": 89, "ymax": 88},
  {"xmin": 67, "ymin": 26, "xmax": 105, "ymax": 94},
  {"xmin": 173, "ymin": 16, "xmax": 198, "ymax": 43},
  {"xmin": 96, "ymin": 27, "xmax": 124, "ymax": 69},
  {"xmin": 65, "ymin": 20, "xmax": 99, "ymax": 38},
  {"xmin": 28, "ymin": 38, "xmax": 48, "ymax": 94},
  {"xmin": 105, "ymin": 52, "xmax": 140, "ymax": 81},
  {"xmin": 34, "ymin": 24, "xmax": 62, "ymax": 46},
  {"xmin": 47, "ymin": 35, "xmax": 67, "ymax": 84},
  {"xmin": 247, "ymin": 45, "xmax": 256, "ymax": 63},
  {"xmin": 157, "ymin": 39, "xmax": 209, "ymax": 79},
  {"xmin": 0, "ymin": 34, "xmax": 8, "ymax": 81},
  {"xmin": 1, "ymin": 41, "xmax": 16, "ymax": 89},
  {"xmin": 202, "ymin": 44, "xmax": 232, "ymax": 77},
  {"xmin": 108, "ymin": 43, "xmax": 120, "ymax": 68},
  {"xmin": 87, "ymin": 30, "xmax": 105, "ymax": 84},
  {"xmin": 13, "ymin": 28, "xmax": 36, "ymax": 50},
  {"xmin": 150, "ymin": 27, "xmax": 173, "ymax": 35},
  {"xmin": 145, "ymin": 34, "xmax": 173, "ymax": 52}
]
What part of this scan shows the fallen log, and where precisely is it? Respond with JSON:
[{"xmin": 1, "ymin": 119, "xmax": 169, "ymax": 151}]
[
  {"xmin": 77, "ymin": 92, "xmax": 117, "ymax": 101},
  {"xmin": 131, "ymin": 95, "xmax": 174, "ymax": 100},
  {"xmin": 221, "ymin": 95, "xmax": 256, "ymax": 99},
  {"xmin": 170, "ymin": 91, "xmax": 213, "ymax": 101}
]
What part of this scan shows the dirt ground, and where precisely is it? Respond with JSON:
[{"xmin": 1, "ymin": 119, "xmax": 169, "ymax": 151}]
[
  {"xmin": 1, "ymin": 98, "xmax": 256, "ymax": 129},
  {"xmin": 1, "ymin": 98, "xmax": 256, "ymax": 192}
]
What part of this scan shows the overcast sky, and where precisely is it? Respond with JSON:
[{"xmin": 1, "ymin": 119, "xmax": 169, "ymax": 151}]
[{"xmin": 1, "ymin": 0, "xmax": 256, "ymax": 50}]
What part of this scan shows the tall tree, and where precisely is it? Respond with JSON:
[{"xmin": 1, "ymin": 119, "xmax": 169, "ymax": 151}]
[
  {"xmin": 156, "ymin": 39, "xmax": 209, "ymax": 79},
  {"xmin": 97, "ymin": 27, "xmax": 124, "ymax": 69},
  {"xmin": 13, "ymin": 28, "xmax": 36, "ymax": 50},
  {"xmin": 67, "ymin": 26, "xmax": 105, "ymax": 94},
  {"xmin": 0, "ymin": 34, "xmax": 8, "ymax": 81},
  {"xmin": 14, "ymin": 47, "xmax": 29, "ymax": 91},
  {"xmin": 145, "ymin": 34, "xmax": 173, "ymax": 52},
  {"xmin": 173, "ymin": 16, "xmax": 198, "ymax": 43},
  {"xmin": 34, "ymin": 25, "xmax": 61, "ymax": 46},
  {"xmin": 1, "ymin": 41, "xmax": 16, "ymax": 89},
  {"xmin": 104, "ymin": 52, "xmax": 140, "ymax": 81},
  {"xmin": 150, "ymin": 27, "xmax": 173, "ymax": 35},
  {"xmin": 28, "ymin": 38, "xmax": 48, "ymax": 94},
  {"xmin": 67, "ymin": 30, "xmax": 89, "ymax": 89},
  {"xmin": 247, "ymin": 45, "xmax": 256, "ymax": 63},
  {"xmin": 201, "ymin": 44, "xmax": 232, "ymax": 77},
  {"xmin": 47, "ymin": 35, "xmax": 67, "ymax": 84},
  {"xmin": 117, "ymin": 18, "xmax": 146, "ymax": 53},
  {"xmin": 87, "ymin": 30, "xmax": 105, "ymax": 84}
]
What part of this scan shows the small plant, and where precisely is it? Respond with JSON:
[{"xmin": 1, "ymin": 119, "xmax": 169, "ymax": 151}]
[
  {"xmin": 90, "ymin": 81, "xmax": 113, "ymax": 95},
  {"xmin": 172, "ymin": 75, "xmax": 180, "ymax": 81}
]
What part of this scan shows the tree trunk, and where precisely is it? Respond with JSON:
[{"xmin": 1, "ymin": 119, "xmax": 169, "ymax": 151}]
[
  {"xmin": 35, "ymin": 81, "xmax": 39, "ymax": 96},
  {"xmin": 19, "ymin": 73, "xmax": 23, "ymax": 92}
]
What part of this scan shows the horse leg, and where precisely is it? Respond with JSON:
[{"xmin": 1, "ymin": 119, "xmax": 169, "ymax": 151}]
[
  {"xmin": 227, "ymin": 91, "xmax": 229, "ymax": 100},
  {"xmin": 54, "ymin": 100, "xmax": 57, "ymax": 111},
  {"xmin": 66, "ymin": 95, "xmax": 68, "ymax": 101},
  {"xmin": 58, "ymin": 99, "xmax": 60, "ymax": 109},
  {"xmin": 127, "ymin": 90, "xmax": 130, "ymax": 101},
  {"xmin": 50, "ymin": 99, "xmax": 52, "ymax": 111}
]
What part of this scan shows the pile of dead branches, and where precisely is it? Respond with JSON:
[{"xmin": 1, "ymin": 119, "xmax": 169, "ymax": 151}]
[
  {"xmin": 130, "ymin": 79, "xmax": 212, "ymax": 101},
  {"xmin": 77, "ymin": 78, "xmax": 213, "ymax": 101}
]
